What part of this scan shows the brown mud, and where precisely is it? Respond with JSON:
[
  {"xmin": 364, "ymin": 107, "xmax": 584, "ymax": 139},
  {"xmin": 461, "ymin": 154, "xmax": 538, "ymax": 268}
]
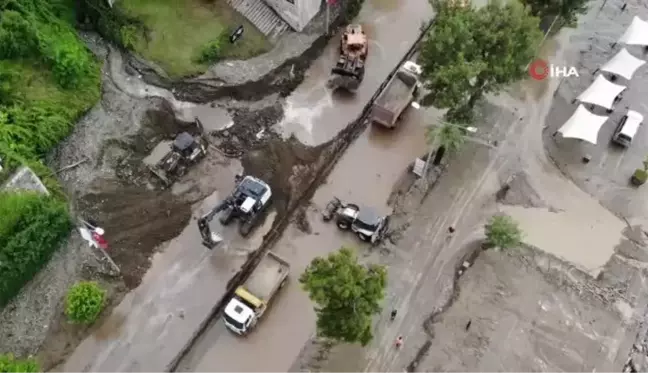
[{"xmin": 125, "ymin": 4, "xmax": 352, "ymax": 103}]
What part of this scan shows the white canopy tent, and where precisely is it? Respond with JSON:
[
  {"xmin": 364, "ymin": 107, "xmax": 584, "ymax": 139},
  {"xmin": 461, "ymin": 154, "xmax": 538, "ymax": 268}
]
[
  {"xmin": 618, "ymin": 16, "xmax": 648, "ymax": 46},
  {"xmin": 576, "ymin": 75, "xmax": 626, "ymax": 110},
  {"xmin": 600, "ymin": 48, "xmax": 646, "ymax": 80},
  {"xmin": 558, "ymin": 105, "xmax": 609, "ymax": 144}
]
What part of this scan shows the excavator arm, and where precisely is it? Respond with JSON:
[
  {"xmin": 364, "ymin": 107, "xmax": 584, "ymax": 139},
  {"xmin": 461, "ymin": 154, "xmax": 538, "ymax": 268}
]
[{"xmin": 197, "ymin": 197, "xmax": 233, "ymax": 249}]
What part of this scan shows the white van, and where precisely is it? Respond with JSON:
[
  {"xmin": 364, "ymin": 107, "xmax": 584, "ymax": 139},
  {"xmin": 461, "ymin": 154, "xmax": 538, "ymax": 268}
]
[{"xmin": 612, "ymin": 110, "xmax": 644, "ymax": 147}]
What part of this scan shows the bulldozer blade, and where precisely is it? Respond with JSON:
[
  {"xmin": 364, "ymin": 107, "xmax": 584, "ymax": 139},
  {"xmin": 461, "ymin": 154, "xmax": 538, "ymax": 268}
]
[{"xmin": 148, "ymin": 165, "xmax": 172, "ymax": 187}]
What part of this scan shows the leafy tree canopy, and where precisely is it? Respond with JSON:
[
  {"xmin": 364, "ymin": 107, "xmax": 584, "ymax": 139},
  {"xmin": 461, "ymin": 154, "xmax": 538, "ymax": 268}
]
[
  {"xmin": 299, "ymin": 248, "xmax": 387, "ymax": 346},
  {"xmin": 484, "ymin": 214, "xmax": 523, "ymax": 250},
  {"xmin": 520, "ymin": 0, "xmax": 590, "ymax": 28},
  {"xmin": 420, "ymin": 0, "xmax": 543, "ymax": 116}
]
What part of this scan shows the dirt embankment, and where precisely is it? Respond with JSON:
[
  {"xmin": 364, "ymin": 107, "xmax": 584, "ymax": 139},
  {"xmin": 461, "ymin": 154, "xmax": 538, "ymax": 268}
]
[{"xmin": 124, "ymin": 5, "xmax": 349, "ymax": 103}]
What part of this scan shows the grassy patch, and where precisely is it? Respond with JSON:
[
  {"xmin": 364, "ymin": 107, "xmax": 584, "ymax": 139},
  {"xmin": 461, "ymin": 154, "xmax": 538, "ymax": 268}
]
[{"xmin": 118, "ymin": 0, "xmax": 271, "ymax": 78}]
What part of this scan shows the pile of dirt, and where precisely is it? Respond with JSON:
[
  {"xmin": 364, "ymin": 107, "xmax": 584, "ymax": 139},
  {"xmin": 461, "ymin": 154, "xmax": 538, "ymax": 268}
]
[
  {"xmin": 77, "ymin": 181, "xmax": 192, "ymax": 288},
  {"xmin": 211, "ymin": 103, "xmax": 284, "ymax": 157},
  {"xmin": 242, "ymin": 136, "xmax": 326, "ymax": 216}
]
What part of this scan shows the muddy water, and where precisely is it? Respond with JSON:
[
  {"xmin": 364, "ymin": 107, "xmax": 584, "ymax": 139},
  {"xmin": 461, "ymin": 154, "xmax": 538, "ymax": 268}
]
[
  {"xmin": 177, "ymin": 88, "xmax": 430, "ymax": 372},
  {"xmin": 277, "ymin": 0, "xmax": 433, "ymax": 146},
  {"xmin": 107, "ymin": 46, "xmax": 233, "ymax": 131},
  {"xmin": 60, "ymin": 160, "xmax": 278, "ymax": 372}
]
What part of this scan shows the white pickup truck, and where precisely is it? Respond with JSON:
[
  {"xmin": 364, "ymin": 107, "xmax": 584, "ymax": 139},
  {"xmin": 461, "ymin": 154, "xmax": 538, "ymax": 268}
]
[{"xmin": 223, "ymin": 251, "xmax": 290, "ymax": 335}]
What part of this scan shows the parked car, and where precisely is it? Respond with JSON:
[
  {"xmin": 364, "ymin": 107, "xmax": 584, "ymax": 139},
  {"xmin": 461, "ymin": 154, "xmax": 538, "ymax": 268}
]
[{"xmin": 612, "ymin": 110, "xmax": 644, "ymax": 147}]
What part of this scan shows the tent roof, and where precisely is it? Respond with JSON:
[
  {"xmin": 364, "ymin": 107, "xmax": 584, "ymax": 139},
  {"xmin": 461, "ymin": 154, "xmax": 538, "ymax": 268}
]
[
  {"xmin": 576, "ymin": 75, "xmax": 627, "ymax": 110},
  {"xmin": 558, "ymin": 105, "xmax": 609, "ymax": 144},
  {"xmin": 600, "ymin": 48, "xmax": 646, "ymax": 80},
  {"xmin": 618, "ymin": 16, "xmax": 648, "ymax": 46}
]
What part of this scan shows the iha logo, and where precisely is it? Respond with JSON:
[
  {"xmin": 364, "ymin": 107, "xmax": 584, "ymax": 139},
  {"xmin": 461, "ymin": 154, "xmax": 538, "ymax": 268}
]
[{"xmin": 528, "ymin": 59, "xmax": 579, "ymax": 80}]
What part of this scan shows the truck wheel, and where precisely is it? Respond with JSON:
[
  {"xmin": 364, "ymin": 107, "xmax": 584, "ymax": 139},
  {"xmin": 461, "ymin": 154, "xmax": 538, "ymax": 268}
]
[
  {"xmin": 337, "ymin": 221, "xmax": 350, "ymax": 230},
  {"xmin": 239, "ymin": 220, "xmax": 253, "ymax": 236},
  {"xmin": 358, "ymin": 232, "xmax": 370, "ymax": 242},
  {"xmin": 219, "ymin": 207, "xmax": 233, "ymax": 225}
]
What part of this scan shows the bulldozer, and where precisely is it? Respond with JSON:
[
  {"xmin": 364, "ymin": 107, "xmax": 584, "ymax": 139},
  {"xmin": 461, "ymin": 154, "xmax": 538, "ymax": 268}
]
[
  {"xmin": 327, "ymin": 24, "xmax": 368, "ymax": 92},
  {"xmin": 147, "ymin": 118, "xmax": 208, "ymax": 187}
]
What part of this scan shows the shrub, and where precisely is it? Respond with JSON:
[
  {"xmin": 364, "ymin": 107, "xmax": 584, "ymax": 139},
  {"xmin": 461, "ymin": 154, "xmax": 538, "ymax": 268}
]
[
  {"xmin": 0, "ymin": 353, "xmax": 40, "ymax": 372},
  {"xmin": 65, "ymin": 281, "xmax": 106, "ymax": 324},
  {"xmin": 198, "ymin": 31, "xmax": 231, "ymax": 64},
  {"xmin": 0, "ymin": 192, "xmax": 72, "ymax": 307},
  {"xmin": 484, "ymin": 214, "xmax": 523, "ymax": 251}
]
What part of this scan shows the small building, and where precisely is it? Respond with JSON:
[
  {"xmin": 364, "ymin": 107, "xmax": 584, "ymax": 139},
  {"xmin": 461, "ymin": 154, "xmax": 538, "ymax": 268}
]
[{"xmin": 263, "ymin": 0, "xmax": 322, "ymax": 32}]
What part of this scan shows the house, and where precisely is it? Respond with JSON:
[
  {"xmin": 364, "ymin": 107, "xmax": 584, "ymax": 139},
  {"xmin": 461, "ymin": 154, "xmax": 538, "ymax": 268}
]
[{"xmin": 263, "ymin": 0, "xmax": 322, "ymax": 32}]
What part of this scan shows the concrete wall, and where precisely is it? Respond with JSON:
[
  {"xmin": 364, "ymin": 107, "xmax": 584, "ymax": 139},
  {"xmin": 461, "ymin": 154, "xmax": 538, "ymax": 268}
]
[
  {"xmin": 263, "ymin": 0, "xmax": 321, "ymax": 31},
  {"xmin": 2, "ymin": 166, "xmax": 50, "ymax": 195}
]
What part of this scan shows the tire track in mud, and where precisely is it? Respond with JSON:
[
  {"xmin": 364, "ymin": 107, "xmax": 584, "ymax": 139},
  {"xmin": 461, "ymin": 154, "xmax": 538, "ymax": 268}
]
[{"xmin": 168, "ymin": 18, "xmax": 438, "ymax": 373}]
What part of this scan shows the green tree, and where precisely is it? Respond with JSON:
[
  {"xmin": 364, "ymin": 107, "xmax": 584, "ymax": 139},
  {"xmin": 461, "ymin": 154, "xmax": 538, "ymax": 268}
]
[
  {"xmin": 420, "ymin": 0, "xmax": 543, "ymax": 120},
  {"xmin": 484, "ymin": 215, "xmax": 523, "ymax": 250},
  {"xmin": 427, "ymin": 122, "xmax": 466, "ymax": 165},
  {"xmin": 0, "ymin": 353, "xmax": 40, "ymax": 372},
  {"xmin": 520, "ymin": 0, "xmax": 590, "ymax": 28},
  {"xmin": 65, "ymin": 281, "xmax": 106, "ymax": 324},
  {"xmin": 299, "ymin": 248, "xmax": 387, "ymax": 346}
]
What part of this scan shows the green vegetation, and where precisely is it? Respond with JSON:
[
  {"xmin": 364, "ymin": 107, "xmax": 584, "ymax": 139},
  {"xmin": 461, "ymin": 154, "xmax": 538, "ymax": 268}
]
[
  {"xmin": 0, "ymin": 192, "xmax": 72, "ymax": 308},
  {"xmin": 0, "ymin": 0, "xmax": 100, "ymax": 308},
  {"xmin": 520, "ymin": 0, "xmax": 590, "ymax": 28},
  {"xmin": 65, "ymin": 281, "xmax": 106, "ymax": 324},
  {"xmin": 420, "ymin": 0, "xmax": 543, "ymax": 122},
  {"xmin": 0, "ymin": 353, "xmax": 40, "ymax": 372},
  {"xmin": 300, "ymin": 247, "xmax": 387, "ymax": 346},
  {"xmin": 0, "ymin": 0, "xmax": 101, "ymax": 171},
  {"xmin": 484, "ymin": 215, "xmax": 523, "ymax": 251},
  {"xmin": 117, "ymin": 0, "xmax": 271, "ymax": 78},
  {"xmin": 426, "ymin": 121, "xmax": 467, "ymax": 166}
]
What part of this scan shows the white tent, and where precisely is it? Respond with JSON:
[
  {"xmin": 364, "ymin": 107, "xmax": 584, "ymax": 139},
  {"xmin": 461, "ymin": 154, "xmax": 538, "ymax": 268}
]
[
  {"xmin": 618, "ymin": 16, "xmax": 648, "ymax": 46},
  {"xmin": 558, "ymin": 105, "xmax": 609, "ymax": 144},
  {"xmin": 576, "ymin": 75, "xmax": 626, "ymax": 110},
  {"xmin": 600, "ymin": 48, "xmax": 646, "ymax": 80}
]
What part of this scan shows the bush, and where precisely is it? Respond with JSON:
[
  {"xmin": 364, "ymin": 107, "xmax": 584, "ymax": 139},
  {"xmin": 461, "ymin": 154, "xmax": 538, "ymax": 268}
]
[
  {"xmin": 633, "ymin": 169, "xmax": 647, "ymax": 184},
  {"xmin": 0, "ymin": 192, "xmax": 72, "ymax": 307},
  {"xmin": 197, "ymin": 32, "xmax": 230, "ymax": 64},
  {"xmin": 484, "ymin": 214, "xmax": 523, "ymax": 251},
  {"xmin": 65, "ymin": 281, "xmax": 106, "ymax": 324},
  {"xmin": 0, "ymin": 353, "xmax": 40, "ymax": 372}
]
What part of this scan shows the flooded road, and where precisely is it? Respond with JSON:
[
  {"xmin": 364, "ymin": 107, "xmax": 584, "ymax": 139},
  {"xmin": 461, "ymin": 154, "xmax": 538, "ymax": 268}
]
[
  {"xmin": 277, "ymin": 0, "xmax": 432, "ymax": 146},
  {"xmin": 176, "ymin": 94, "xmax": 433, "ymax": 373},
  {"xmin": 60, "ymin": 157, "xmax": 277, "ymax": 372}
]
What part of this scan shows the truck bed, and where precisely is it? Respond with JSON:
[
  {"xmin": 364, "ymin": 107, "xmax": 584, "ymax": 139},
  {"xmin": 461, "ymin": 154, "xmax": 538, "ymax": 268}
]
[
  {"xmin": 375, "ymin": 72, "xmax": 415, "ymax": 113},
  {"xmin": 244, "ymin": 251, "xmax": 289, "ymax": 302}
]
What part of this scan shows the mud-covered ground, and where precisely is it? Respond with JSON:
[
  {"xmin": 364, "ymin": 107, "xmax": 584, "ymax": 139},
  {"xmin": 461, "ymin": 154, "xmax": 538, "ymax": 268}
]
[{"xmin": 0, "ymin": 17, "xmax": 337, "ymax": 367}]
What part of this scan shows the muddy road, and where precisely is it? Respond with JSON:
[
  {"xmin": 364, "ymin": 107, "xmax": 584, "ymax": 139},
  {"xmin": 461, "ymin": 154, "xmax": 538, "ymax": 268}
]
[
  {"xmin": 174, "ymin": 0, "xmax": 434, "ymax": 370},
  {"xmin": 276, "ymin": 0, "xmax": 432, "ymax": 146}
]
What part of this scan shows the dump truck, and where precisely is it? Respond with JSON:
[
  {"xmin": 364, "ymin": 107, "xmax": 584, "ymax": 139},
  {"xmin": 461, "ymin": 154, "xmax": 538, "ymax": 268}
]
[
  {"xmin": 370, "ymin": 61, "xmax": 422, "ymax": 128},
  {"xmin": 327, "ymin": 24, "xmax": 368, "ymax": 92},
  {"xmin": 223, "ymin": 251, "xmax": 289, "ymax": 335}
]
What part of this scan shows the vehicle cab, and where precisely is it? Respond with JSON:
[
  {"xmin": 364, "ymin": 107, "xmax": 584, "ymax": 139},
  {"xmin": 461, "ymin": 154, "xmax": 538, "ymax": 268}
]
[
  {"xmin": 351, "ymin": 208, "xmax": 389, "ymax": 243},
  {"xmin": 223, "ymin": 287, "xmax": 264, "ymax": 335}
]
